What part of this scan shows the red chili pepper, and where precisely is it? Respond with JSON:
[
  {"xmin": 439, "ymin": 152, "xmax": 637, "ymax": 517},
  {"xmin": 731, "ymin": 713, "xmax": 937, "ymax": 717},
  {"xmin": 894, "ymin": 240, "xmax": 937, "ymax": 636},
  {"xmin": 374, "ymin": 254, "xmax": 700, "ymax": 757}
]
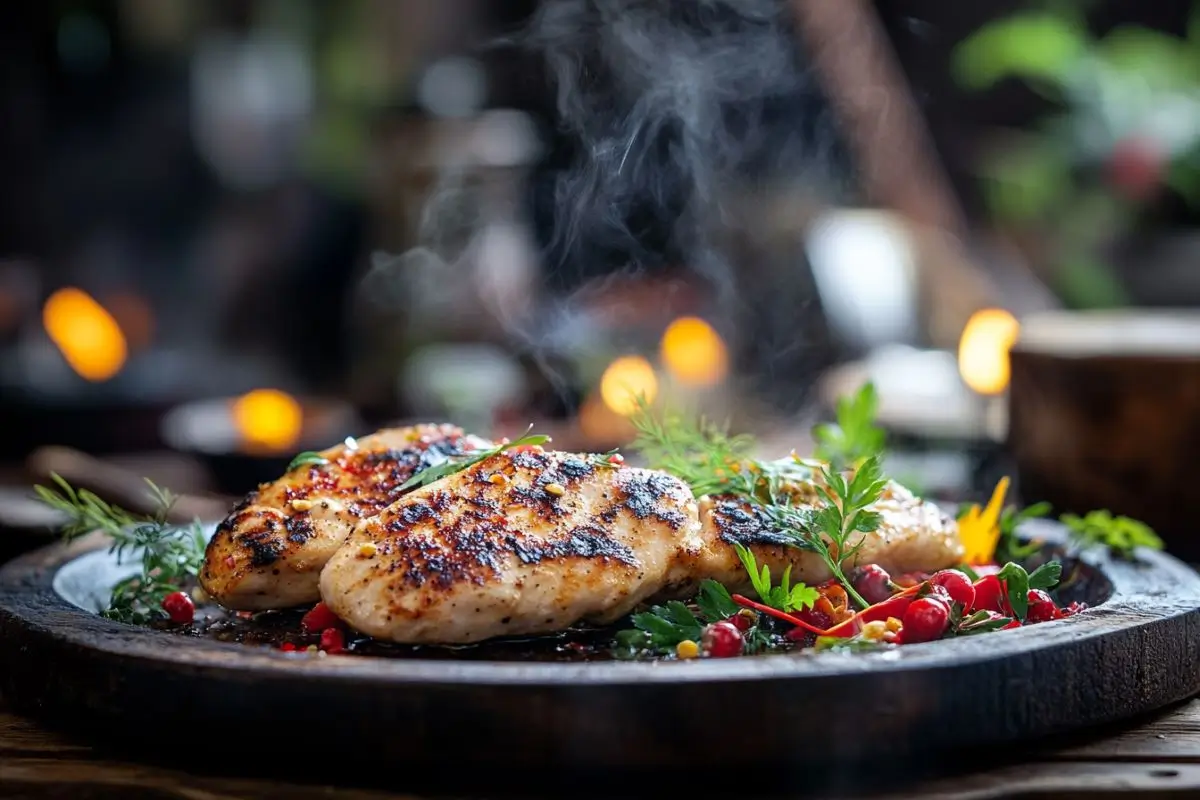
[
  {"xmin": 320, "ymin": 627, "xmax": 346, "ymax": 654},
  {"xmin": 301, "ymin": 601, "xmax": 341, "ymax": 633},
  {"xmin": 734, "ymin": 584, "xmax": 923, "ymax": 639},
  {"xmin": 731, "ymin": 595, "xmax": 828, "ymax": 635},
  {"xmin": 970, "ymin": 575, "xmax": 1009, "ymax": 614}
]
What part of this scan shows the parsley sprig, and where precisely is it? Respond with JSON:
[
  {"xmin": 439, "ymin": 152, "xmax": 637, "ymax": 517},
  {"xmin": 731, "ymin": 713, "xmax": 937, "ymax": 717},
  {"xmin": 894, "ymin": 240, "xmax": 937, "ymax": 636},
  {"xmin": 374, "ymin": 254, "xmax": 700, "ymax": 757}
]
[
  {"xmin": 398, "ymin": 426, "xmax": 551, "ymax": 491},
  {"xmin": 761, "ymin": 457, "xmax": 887, "ymax": 609},
  {"xmin": 734, "ymin": 543, "xmax": 818, "ymax": 613},
  {"xmin": 34, "ymin": 473, "xmax": 206, "ymax": 624},
  {"xmin": 1061, "ymin": 510, "xmax": 1163, "ymax": 560},
  {"xmin": 812, "ymin": 382, "xmax": 886, "ymax": 470}
]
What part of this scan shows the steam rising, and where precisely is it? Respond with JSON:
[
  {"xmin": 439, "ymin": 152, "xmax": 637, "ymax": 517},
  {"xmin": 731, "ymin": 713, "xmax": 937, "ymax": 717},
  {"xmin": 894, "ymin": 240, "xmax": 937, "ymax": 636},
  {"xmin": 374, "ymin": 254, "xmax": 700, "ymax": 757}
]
[
  {"xmin": 523, "ymin": 0, "xmax": 840, "ymax": 293},
  {"xmin": 362, "ymin": 0, "xmax": 849, "ymax": 405}
]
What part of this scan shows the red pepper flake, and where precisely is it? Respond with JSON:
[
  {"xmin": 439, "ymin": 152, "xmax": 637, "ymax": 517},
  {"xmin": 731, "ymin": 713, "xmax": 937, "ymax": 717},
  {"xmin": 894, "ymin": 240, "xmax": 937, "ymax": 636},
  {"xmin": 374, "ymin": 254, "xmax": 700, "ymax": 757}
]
[
  {"xmin": 301, "ymin": 601, "xmax": 341, "ymax": 633},
  {"xmin": 224, "ymin": 555, "xmax": 236, "ymax": 569},
  {"xmin": 320, "ymin": 628, "xmax": 345, "ymax": 654},
  {"xmin": 608, "ymin": 453, "xmax": 625, "ymax": 465}
]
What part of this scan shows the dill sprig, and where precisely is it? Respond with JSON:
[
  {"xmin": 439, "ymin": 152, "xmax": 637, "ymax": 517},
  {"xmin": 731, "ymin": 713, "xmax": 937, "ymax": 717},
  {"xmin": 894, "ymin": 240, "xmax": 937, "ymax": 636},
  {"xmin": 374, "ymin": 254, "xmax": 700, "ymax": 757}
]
[
  {"xmin": 34, "ymin": 473, "xmax": 206, "ymax": 624},
  {"xmin": 627, "ymin": 394, "xmax": 758, "ymax": 498}
]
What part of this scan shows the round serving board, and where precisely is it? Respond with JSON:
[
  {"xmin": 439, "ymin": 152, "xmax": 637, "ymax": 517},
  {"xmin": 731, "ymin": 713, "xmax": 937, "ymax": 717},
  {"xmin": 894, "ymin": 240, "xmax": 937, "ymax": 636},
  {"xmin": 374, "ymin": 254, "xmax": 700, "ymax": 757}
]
[{"xmin": 1, "ymin": 521, "xmax": 1198, "ymax": 786}]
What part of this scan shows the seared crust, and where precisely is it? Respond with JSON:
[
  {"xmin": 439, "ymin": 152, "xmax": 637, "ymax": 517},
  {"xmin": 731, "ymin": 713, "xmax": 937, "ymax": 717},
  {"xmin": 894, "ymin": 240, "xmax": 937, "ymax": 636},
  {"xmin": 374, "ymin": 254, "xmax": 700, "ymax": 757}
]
[
  {"xmin": 319, "ymin": 449, "xmax": 702, "ymax": 644},
  {"xmin": 676, "ymin": 479, "xmax": 962, "ymax": 597},
  {"xmin": 200, "ymin": 423, "xmax": 490, "ymax": 610}
]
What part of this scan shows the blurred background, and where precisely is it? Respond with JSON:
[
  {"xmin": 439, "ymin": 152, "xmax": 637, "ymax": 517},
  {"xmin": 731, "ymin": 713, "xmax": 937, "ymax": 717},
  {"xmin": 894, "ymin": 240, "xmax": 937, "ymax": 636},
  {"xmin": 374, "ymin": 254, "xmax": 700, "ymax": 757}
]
[{"xmin": 2, "ymin": 0, "xmax": 1200, "ymax": 544}]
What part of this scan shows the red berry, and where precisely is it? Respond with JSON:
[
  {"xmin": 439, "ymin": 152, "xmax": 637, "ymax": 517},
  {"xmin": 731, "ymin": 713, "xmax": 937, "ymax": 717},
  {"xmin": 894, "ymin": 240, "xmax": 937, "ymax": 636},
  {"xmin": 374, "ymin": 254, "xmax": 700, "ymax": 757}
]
[
  {"xmin": 1025, "ymin": 589, "xmax": 1059, "ymax": 623},
  {"xmin": 1062, "ymin": 601, "xmax": 1088, "ymax": 617},
  {"xmin": 608, "ymin": 453, "xmax": 625, "ymax": 465},
  {"xmin": 320, "ymin": 627, "xmax": 345, "ymax": 654},
  {"xmin": 727, "ymin": 609, "xmax": 757, "ymax": 632},
  {"xmin": 701, "ymin": 621, "xmax": 744, "ymax": 658},
  {"xmin": 161, "ymin": 591, "xmax": 195, "ymax": 624},
  {"xmin": 852, "ymin": 564, "xmax": 895, "ymax": 605},
  {"xmin": 930, "ymin": 570, "xmax": 975, "ymax": 609},
  {"xmin": 301, "ymin": 602, "xmax": 341, "ymax": 633},
  {"xmin": 970, "ymin": 575, "xmax": 1008, "ymax": 614},
  {"xmin": 901, "ymin": 597, "xmax": 951, "ymax": 643},
  {"xmin": 281, "ymin": 642, "xmax": 297, "ymax": 652}
]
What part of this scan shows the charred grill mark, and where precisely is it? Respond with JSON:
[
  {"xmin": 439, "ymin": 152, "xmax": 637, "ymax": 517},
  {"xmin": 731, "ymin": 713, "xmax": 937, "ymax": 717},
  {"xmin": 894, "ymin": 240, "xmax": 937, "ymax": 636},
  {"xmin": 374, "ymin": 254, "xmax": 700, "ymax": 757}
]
[
  {"xmin": 241, "ymin": 516, "xmax": 287, "ymax": 567},
  {"xmin": 605, "ymin": 472, "xmax": 686, "ymax": 528},
  {"xmin": 711, "ymin": 499, "xmax": 795, "ymax": 547},
  {"xmin": 510, "ymin": 525, "xmax": 637, "ymax": 566},
  {"xmin": 558, "ymin": 458, "xmax": 595, "ymax": 481},
  {"xmin": 285, "ymin": 514, "xmax": 315, "ymax": 545},
  {"xmin": 511, "ymin": 450, "xmax": 550, "ymax": 471}
]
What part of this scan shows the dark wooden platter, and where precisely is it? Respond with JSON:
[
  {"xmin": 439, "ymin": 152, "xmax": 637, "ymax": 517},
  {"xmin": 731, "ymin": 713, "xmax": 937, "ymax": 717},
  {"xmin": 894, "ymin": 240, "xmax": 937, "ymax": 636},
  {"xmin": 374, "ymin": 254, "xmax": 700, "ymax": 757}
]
[{"xmin": 0, "ymin": 520, "xmax": 1198, "ymax": 791}]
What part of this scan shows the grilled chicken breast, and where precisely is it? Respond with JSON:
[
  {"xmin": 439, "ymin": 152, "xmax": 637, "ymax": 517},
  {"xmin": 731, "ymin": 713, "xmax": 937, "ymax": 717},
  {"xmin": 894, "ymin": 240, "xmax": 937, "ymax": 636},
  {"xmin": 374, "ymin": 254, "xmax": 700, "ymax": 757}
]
[
  {"xmin": 683, "ymin": 479, "xmax": 962, "ymax": 596},
  {"xmin": 319, "ymin": 449, "xmax": 702, "ymax": 644},
  {"xmin": 200, "ymin": 424, "xmax": 490, "ymax": 611}
]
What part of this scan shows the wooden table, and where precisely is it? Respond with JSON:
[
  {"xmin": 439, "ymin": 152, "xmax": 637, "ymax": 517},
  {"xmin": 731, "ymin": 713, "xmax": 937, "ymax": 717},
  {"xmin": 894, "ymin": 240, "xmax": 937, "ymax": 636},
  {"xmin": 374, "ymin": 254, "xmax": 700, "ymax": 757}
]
[{"xmin": 2, "ymin": 695, "xmax": 1199, "ymax": 798}]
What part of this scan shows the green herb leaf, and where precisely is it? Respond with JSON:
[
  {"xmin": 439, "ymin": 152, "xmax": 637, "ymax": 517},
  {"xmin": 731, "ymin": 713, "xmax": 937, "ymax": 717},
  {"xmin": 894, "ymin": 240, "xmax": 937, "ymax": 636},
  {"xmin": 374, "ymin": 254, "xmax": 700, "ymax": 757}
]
[
  {"xmin": 994, "ymin": 501, "xmax": 1051, "ymax": 563},
  {"xmin": 398, "ymin": 426, "xmax": 551, "ymax": 491},
  {"xmin": 814, "ymin": 635, "xmax": 890, "ymax": 653},
  {"xmin": 733, "ymin": 542, "xmax": 818, "ymax": 613},
  {"xmin": 1027, "ymin": 560, "xmax": 1063, "ymax": 590},
  {"xmin": 286, "ymin": 451, "xmax": 329, "ymax": 472},
  {"xmin": 695, "ymin": 579, "xmax": 740, "ymax": 621},
  {"xmin": 1061, "ymin": 510, "xmax": 1163, "ymax": 560},
  {"xmin": 33, "ymin": 473, "xmax": 205, "ymax": 623},
  {"xmin": 629, "ymin": 602, "xmax": 704, "ymax": 651},
  {"xmin": 627, "ymin": 394, "xmax": 759, "ymax": 498},
  {"xmin": 956, "ymin": 611, "xmax": 1015, "ymax": 636},
  {"xmin": 812, "ymin": 382, "xmax": 886, "ymax": 470},
  {"xmin": 996, "ymin": 562, "xmax": 1031, "ymax": 620}
]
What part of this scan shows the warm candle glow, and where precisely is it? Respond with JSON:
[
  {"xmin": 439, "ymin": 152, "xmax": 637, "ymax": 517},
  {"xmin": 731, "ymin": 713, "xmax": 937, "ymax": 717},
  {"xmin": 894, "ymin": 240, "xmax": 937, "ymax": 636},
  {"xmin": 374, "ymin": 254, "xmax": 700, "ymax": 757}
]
[
  {"xmin": 232, "ymin": 389, "xmax": 303, "ymax": 451},
  {"xmin": 958, "ymin": 308, "xmax": 1020, "ymax": 395},
  {"xmin": 660, "ymin": 316, "xmax": 729, "ymax": 387},
  {"xmin": 42, "ymin": 287, "xmax": 128, "ymax": 382},
  {"xmin": 599, "ymin": 355, "xmax": 658, "ymax": 416}
]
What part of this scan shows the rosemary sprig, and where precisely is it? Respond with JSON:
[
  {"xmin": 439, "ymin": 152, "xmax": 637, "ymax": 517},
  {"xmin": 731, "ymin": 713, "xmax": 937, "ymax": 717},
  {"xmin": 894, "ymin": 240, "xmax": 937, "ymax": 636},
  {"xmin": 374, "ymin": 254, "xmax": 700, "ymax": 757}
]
[
  {"xmin": 287, "ymin": 451, "xmax": 329, "ymax": 471},
  {"xmin": 398, "ymin": 426, "xmax": 551, "ymax": 491},
  {"xmin": 33, "ymin": 473, "xmax": 205, "ymax": 624}
]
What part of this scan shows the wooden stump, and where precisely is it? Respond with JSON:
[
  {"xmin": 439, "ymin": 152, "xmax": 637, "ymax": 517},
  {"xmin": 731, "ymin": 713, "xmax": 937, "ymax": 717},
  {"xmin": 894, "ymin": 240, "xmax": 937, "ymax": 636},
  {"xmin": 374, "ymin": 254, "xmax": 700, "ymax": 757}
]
[{"xmin": 1008, "ymin": 310, "xmax": 1200, "ymax": 561}]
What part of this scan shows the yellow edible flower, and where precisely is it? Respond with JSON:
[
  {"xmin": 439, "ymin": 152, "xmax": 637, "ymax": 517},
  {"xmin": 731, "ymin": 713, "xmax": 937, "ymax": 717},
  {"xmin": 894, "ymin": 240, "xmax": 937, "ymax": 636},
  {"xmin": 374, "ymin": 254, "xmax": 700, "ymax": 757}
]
[{"xmin": 958, "ymin": 476, "xmax": 1011, "ymax": 565}]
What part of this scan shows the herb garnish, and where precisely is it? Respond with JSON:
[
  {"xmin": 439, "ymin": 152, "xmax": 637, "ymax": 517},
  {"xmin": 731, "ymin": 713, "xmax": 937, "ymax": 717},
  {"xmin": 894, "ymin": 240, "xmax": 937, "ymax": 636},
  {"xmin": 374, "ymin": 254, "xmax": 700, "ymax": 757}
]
[
  {"xmin": 996, "ymin": 561, "xmax": 1062, "ymax": 620},
  {"xmin": 812, "ymin": 382, "xmax": 886, "ymax": 469},
  {"xmin": 398, "ymin": 426, "xmax": 551, "ymax": 491},
  {"xmin": 627, "ymin": 395, "xmax": 757, "ymax": 498},
  {"xmin": 34, "ymin": 473, "xmax": 206, "ymax": 624},
  {"xmin": 734, "ymin": 543, "xmax": 819, "ymax": 614},
  {"xmin": 612, "ymin": 579, "xmax": 774, "ymax": 658},
  {"xmin": 1061, "ymin": 509, "xmax": 1163, "ymax": 560},
  {"xmin": 765, "ymin": 457, "xmax": 888, "ymax": 609},
  {"xmin": 287, "ymin": 451, "xmax": 329, "ymax": 471},
  {"xmin": 994, "ymin": 501, "xmax": 1051, "ymax": 564}
]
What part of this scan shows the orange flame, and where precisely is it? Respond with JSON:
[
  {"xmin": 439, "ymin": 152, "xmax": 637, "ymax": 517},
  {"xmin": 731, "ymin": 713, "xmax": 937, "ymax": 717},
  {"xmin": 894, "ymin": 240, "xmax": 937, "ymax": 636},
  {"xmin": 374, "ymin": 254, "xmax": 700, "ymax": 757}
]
[
  {"xmin": 42, "ymin": 287, "xmax": 128, "ymax": 382},
  {"xmin": 232, "ymin": 389, "xmax": 303, "ymax": 452}
]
